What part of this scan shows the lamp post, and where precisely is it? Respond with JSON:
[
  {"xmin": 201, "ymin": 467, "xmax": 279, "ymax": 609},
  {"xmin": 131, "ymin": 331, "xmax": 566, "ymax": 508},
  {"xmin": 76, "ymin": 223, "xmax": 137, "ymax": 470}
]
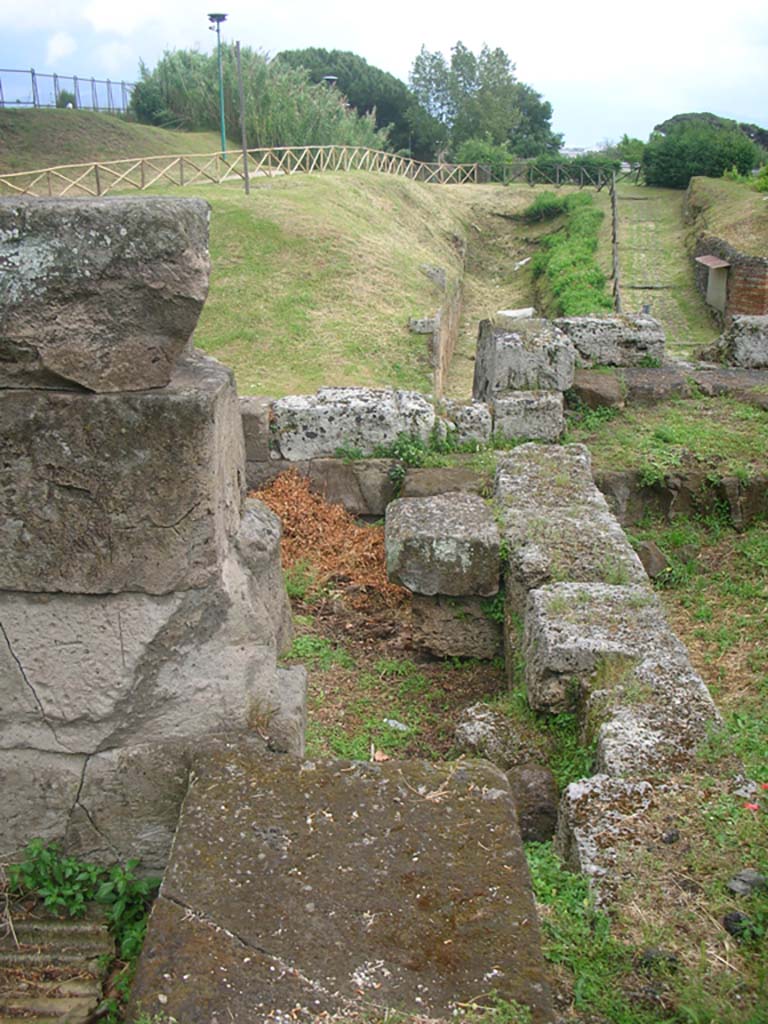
[{"xmin": 208, "ymin": 13, "xmax": 228, "ymax": 160}]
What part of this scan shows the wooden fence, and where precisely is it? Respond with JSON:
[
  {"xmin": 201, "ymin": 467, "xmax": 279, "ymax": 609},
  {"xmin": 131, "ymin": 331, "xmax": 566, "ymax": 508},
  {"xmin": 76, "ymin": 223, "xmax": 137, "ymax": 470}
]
[
  {"xmin": 0, "ymin": 144, "xmax": 643, "ymax": 199},
  {"xmin": 0, "ymin": 146, "xmax": 485, "ymax": 198}
]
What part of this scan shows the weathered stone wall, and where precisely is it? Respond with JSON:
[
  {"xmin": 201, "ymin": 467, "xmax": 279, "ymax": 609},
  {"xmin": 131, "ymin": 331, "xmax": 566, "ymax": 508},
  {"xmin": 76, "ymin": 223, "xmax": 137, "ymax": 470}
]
[
  {"xmin": 0, "ymin": 198, "xmax": 301, "ymax": 871},
  {"xmin": 693, "ymin": 234, "xmax": 768, "ymax": 320}
]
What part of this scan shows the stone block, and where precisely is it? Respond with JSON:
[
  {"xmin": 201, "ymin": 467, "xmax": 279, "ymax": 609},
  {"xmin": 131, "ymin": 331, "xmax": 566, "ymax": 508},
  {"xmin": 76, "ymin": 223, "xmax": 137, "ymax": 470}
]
[
  {"xmin": 507, "ymin": 764, "xmax": 559, "ymax": 843},
  {"xmin": 454, "ymin": 703, "xmax": 529, "ymax": 769},
  {"xmin": 442, "ymin": 399, "xmax": 492, "ymax": 445},
  {"xmin": 401, "ymin": 463, "xmax": 490, "ymax": 500},
  {"xmin": 234, "ymin": 498, "xmax": 293, "ymax": 655},
  {"xmin": 493, "ymin": 391, "xmax": 565, "ymax": 443},
  {"xmin": 307, "ymin": 458, "xmax": 398, "ymax": 516},
  {"xmin": 271, "ymin": 387, "xmax": 435, "ymax": 460},
  {"xmin": 0, "ymin": 749, "xmax": 85, "ymax": 861},
  {"xmin": 252, "ymin": 665, "xmax": 308, "ymax": 757},
  {"xmin": 0, "ymin": 197, "xmax": 210, "ymax": 392},
  {"xmin": 411, "ymin": 595, "xmax": 502, "ymax": 659},
  {"xmin": 555, "ymin": 315, "xmax": 665, "ymax": 367},
  {"xmin": 502, "ymin": 504, "xmax": 647, "ymax": 618},
  {"xmin": 570, "ymin": 369, "xmax": 626, "ymax": 409},
  {"xmin": 716, "ymin": 315, "xmax": 768, "ymax": 368},
  {"xmin": 0, "ymin": 516, "xmax": 293, "ymax": 756},
  {"xmin": 386, "ymin": 493, "xmax": 500, "ymax": 596},
  {"xmin": 129, "ymin": 748, "xmax": 554, "ymax": 1022},
  {"xmin": 246, "ymin": 457, "xmax": 310, "ymax": 492},
  {"xmin": 495, "ymin": 443, "xmax": 607, "ymax": 512},
  {"xmin": 555, "ymin": 774, "xmax": 653, "ymax": 905},
  {"xmin": 239, "ymin": 395, "xmax": 273, "ymax": 462},
  {"xmin": 0, "ymin": 353, "xmax": 244, "ymax": 595},
  {"xmin": 473, "ymin": 318, "xmax": 574, "ymax": 400}
]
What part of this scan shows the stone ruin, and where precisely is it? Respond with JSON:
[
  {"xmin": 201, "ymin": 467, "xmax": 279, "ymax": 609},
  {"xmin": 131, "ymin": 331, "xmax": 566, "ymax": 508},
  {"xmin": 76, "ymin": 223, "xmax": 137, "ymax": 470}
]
[{"xmin": 0, "ymin": 197, "xmax": 304, "ymax": 872}]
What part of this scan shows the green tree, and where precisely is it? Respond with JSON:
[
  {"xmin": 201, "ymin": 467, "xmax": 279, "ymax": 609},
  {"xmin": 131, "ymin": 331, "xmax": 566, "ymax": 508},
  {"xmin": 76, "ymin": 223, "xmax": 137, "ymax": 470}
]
[
  {"xmin": 130, "ymin": 46, "xmax": 385, "ymax": 149},
  {"xmin": 408, "ymin": 42, "xmax": 560, "ymax": 157},
  {"xmin": 643, "ymin": 121, "xmax": 759, "ymax": 188}
]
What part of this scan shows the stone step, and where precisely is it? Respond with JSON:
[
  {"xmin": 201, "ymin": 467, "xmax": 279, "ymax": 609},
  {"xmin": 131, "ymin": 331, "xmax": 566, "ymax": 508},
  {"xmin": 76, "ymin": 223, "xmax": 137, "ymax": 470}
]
[{"xmin": 129, "ymin": 743, "xmax": 554, "ymax": 1023}]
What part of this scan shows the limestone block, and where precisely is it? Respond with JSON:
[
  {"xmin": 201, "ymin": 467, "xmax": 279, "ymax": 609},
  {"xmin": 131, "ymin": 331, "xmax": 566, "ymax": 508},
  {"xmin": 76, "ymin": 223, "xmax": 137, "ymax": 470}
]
[
  {"xmin": 246, "ymin": 457, "xmax": 310, "ymax": 492},
  {"xmin": 716, "ymin": 315, "xmax": 768, "ymax": 368},
  {"xmin": 386, "ymin": 493, "xmax": 499, "ymax": 596},
  {"xmin": 0, "ymin": 197, "xmax": 210, "ymax": 392},
  {"xmin": 411, "ymin": 595, "xmax": 502, "ymax": 659},
  {"xmin": 401, "ymin": 464, "xmax": 490, "ymax": 500},
  {"xmin": 472, "ymin": 318, "xmax": 575, "ymax": 400},
  {"xmin": 0, "ymin": 749, "xmax": 85, "ymax": 861},
  {"xmin": 271, "ymin": 387, "xmax": 435, "ymax": 460},
  {"xmin": 0, "ymin": 517, "xmax": 293, "ymax": 755},
  {"xmin": 492, "ymin": 391, "xmax": 565, "ymax": 443},
  {"xmin": 251, "ymin": 665, "xmax": 308, "ymax": 757},
  {"xmin": 130, "ymin": 750, "xmax": 555, "ymax": 1022},
  {"xmin": 239, "ymin": 395, "xmax": 273, "ymax": 462},
  {"xmin": 442, "ymin": 399, "xmax": 492, "ymax": 445},
  {"xmin": 454, "ymin": 703, "xmax": 529, "ymax": 769},
  {"xmin": 570, "ymin": 369, "xmax": 626, "ymax": 409},
  {"xmin": 523, "ymin": 583, "xmax": 667, "ymax": 712},
  {"xmin": 234, "ymin": 498, "xmax": 293, "ymax": 655},
  {"xmin": 555, "ymin": 774, "xmax": 653, "ymax": 905},
  {"xmin": 555, "ymin": 315, "xmax": 665, "ymax": 367},
  {"xmin": 0, "ymin": 353, "xmax": 244, "ymax": 594},
  {"xmin": 502, "ymin": 504, "xmax": 647, "ymax": 617},
  {"xmin": 495, "ymin": 443, "xmax": 608, "ymax": 512}
]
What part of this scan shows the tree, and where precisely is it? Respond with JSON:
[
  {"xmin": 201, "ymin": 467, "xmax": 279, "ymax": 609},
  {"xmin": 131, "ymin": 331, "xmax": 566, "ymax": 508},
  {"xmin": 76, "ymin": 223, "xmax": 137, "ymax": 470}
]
[
  {"xmin": 408, "ymin": 42, "xmax": 560, "ymax": 157},
  {"xmin": 643, "ymin": 121, "xmax": 759, "ymax": 188},
  {"xmin": 276, "ymin": 48, "xmax": 441, "ymax": 158}
]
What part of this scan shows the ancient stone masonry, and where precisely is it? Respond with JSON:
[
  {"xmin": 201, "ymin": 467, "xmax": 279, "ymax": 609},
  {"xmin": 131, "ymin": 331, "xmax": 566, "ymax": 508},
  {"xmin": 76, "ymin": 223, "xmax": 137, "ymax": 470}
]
[
  {"xmin": 0, "ymin": 197, "xmax": 301, "ymax": 871},
  {"xmin": 554, "ymin": 315, "xmax": 666, "ymax": 367}
]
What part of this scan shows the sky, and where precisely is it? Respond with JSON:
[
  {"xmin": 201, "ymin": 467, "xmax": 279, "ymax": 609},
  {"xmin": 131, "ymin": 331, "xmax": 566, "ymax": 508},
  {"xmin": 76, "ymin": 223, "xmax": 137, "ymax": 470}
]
[{"xmin": 0, "ymin": 0, "xmax": 766, "ymax": 149}]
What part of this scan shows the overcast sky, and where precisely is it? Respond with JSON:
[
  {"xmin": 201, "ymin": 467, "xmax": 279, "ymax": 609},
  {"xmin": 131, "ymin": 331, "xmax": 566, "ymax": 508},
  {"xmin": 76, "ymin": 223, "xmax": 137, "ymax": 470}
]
[{"xmin": 0, "ymin": 0, "xmax": 765, "ymax": 149}]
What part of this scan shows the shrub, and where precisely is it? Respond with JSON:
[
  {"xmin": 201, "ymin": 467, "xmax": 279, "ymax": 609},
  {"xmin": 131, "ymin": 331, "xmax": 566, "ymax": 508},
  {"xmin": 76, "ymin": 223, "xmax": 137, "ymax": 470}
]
[
  {"xmin": 520, "ymin": 191, "xmax": 567, "ymax": 222},
  {"xmin": 643, "ymin": 123, "xmax": 759, "ymax": 189},
  {"xmin": 454, "ymin": 137, "xmax": 513, "ymax": 180}
]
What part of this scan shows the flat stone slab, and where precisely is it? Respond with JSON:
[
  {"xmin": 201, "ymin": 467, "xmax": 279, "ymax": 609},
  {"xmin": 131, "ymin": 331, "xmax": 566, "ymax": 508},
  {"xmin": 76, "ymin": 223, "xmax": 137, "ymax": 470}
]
[
  {"xmin": 493, "ymin": 391, "xmax": 564, "ymax": 442},
  {"xmin": 271, "ymin": 387, "xmax": 435, "ymax": 460},
  {"xmin": 0, "ymin": 353, "xmax": 243, "ymax": 594},
  {"xmin": 473, "ymin": 318, "xmax": 575, "ymax": 399},
  {"xmin": 555, "ymin": 315, "xmax": 665, "ymax": 367},
  {"xmin": 129, "ymin": 747, "xmax": 554, "ymax": 1023},
  {"xmin": 495, "ymin": 443, "xmax": 608, "ymax": 513},
  {"xmin": 386, "ymin": 493, "xmax": 500, "ymax": 596},
  {"xmin": 0, "ymin": 197, "xmax": 210, "ymax": 392}
]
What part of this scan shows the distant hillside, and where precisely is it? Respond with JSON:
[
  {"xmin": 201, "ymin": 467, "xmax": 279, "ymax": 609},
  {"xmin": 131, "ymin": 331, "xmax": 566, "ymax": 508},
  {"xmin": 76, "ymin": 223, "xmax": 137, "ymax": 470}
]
[{"xmin": 0, "ymin": 109, "xmax": 222, "ymax": 174}]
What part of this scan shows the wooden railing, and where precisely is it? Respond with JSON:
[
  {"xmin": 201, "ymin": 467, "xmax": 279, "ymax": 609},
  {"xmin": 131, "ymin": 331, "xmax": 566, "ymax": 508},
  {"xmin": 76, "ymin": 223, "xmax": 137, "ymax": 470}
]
[{"xmin": 0, "ymin": 145, "xmax": 486, "ymax": 198}]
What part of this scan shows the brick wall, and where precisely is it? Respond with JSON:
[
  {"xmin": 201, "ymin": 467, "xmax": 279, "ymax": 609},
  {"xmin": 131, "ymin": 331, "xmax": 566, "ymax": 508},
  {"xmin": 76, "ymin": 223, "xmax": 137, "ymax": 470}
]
[{"xmin": 694, "ymin": 234, "xmax": 768, "ymax": 320}]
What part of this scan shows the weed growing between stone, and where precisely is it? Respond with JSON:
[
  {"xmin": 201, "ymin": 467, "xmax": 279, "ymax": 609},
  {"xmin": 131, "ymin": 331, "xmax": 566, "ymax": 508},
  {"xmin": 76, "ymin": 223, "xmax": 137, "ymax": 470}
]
[{"xmin": 4, "ymin": 840, "xmax": 159, "ymax": 1022}]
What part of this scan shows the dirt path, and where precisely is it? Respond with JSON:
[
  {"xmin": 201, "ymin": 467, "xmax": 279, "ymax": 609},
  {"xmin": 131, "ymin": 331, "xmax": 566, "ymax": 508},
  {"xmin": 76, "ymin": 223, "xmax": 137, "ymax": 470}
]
[{"xmin": 616, "ymin": 183, "xmax": 718, "ymax": 359}]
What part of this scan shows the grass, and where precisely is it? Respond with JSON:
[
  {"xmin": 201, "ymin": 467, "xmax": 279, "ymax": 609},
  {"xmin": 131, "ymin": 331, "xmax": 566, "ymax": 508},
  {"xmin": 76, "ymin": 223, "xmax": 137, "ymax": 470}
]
[
  {"xmin": 0, "ymin": 108, "xmax": 223, "ymax": 174},
  {"xmin": 615, "ymin": 181, "xmax": 719, "ymax": 359},
  {"xmin": 687, "ymin": 175, "xmax": 768, "ymax": 259},
  {"xmin": 567, "ymin": 395, "xmax": 768, "ymax": 483}
]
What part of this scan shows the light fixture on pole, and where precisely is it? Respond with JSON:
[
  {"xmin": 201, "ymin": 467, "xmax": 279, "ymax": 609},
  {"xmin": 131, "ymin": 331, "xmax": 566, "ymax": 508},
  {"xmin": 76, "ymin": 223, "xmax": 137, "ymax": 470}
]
[{"xmin": 208, "ymin": 13, "xmax": 228, "ymax": 160}]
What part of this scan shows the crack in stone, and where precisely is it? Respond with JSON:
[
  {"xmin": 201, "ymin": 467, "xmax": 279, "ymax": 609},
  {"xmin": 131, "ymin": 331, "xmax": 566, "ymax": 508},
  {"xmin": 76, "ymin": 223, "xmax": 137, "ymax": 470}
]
[
  {"xmin": 0, "ymin": 617, "xmax": 65, "ymax": 748},
  {"xmin": 160, "ymin": 894, "xmax": 348, "ymax": 1002}
]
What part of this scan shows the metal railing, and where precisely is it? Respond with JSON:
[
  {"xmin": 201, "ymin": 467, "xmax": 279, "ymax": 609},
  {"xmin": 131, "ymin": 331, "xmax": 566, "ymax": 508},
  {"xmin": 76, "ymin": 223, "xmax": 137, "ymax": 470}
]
[{"xmin": 0, "ymin": 68, "xmax": 134, "ymax": 113}]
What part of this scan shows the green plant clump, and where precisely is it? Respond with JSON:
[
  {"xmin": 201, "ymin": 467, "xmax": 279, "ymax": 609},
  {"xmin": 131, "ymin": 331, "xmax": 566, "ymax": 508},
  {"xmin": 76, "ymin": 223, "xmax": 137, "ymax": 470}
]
[
  {"xmin": 531, "ymin": 193, "xmax": 613, "ymax": 316},
  {"xmin": 7, "ymin": 839, "xmax": 159, "ymax": 960}
]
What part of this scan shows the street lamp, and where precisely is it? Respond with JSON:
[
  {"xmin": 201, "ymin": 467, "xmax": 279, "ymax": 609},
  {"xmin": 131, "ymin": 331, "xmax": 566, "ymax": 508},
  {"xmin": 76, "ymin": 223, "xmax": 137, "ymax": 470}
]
[{"xmin": 208, "ymin": 13, "xmax": 228, "ymax": 159}]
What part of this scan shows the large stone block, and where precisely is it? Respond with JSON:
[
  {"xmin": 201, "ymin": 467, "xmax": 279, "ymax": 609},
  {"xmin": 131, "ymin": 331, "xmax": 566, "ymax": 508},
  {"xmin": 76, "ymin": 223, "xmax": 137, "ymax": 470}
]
[
  {"xmin": 239, "ymin": 395, "xmax": 273, "ymax": 462},
  {"xmin": 493, "ymin": 391, "xmax": 565, "ymax": 443},
  {"xmin": 0, "ymin": 353, "xmax": 244, "ymax": 594},
  {"xmin": 386, "ymin": 493, "xmax": 500, "ymax": 596},
  {"xmin": 442, "ymin": 399, "xmax": 492, "ymax": 445},
  {"xmin": 0, "ymin": 197, "xmax": 210, "ymax": 392},
  {"xmin": 555, "ymin": 315, "xmax": 665, "ymax": 367},
  {"xmin": 0, "ymin": 513, "xmax": 293, "ymax": 756},
  {"xmin": 0, "ymin": 749, "xmax": 85, "ymax": 861},
  {"xmin": 411, "ymin": 594, "xmax": 502, "ymax": 659},
  {"xmin": 473, "ymin": 318, "xmax": 575, "ymax": 399},
  {"xmin": 716, "ymin": 315, "xmax": 768, "ymax": 368},
  {"xmin": 307, "ymin": 458, "xmax": 398, "ymax": 516},
  {"xmin": 129, "ymin": 749, "xmax": 554, "ymax": 1022},
  {"xmin": 495, "ymin": 443, "xmax": 607, "ymax": 512},
  {"xmin": 271, "ymin": 387, "xmax": 435, "ymax": 460}
]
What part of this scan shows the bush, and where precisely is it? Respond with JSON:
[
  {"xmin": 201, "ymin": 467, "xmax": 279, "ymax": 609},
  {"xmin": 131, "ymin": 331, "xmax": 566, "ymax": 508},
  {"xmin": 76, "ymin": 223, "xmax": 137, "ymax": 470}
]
[
  {"xmin": 520, "ymin": 191, "xmax": 567, "ymax": 222},
  {"xmin": 754, "ymin": 165, "xmax": 768, "ymax": 193},
  {"xmin": 55, "ymin": 89, "xmax": 76, "ymax": 109},
  {"xmin": 643, "ymin": 123, "xmax": 759, "ymax": 189},
  {"xmin": 454, "ymin": 137, "xmax": 513, "ymax": 180}
]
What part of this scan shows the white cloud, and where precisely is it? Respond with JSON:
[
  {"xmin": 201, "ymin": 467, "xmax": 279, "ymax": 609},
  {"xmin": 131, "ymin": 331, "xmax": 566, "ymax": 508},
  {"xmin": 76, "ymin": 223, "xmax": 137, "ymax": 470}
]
[{"xmin": 46, "ymin": 30, "xmax": 77, "ymax": 65}]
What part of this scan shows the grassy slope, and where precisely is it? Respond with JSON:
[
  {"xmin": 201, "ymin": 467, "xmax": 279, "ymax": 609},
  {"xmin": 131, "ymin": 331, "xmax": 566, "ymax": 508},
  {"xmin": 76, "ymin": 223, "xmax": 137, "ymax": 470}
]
[
  {"xmin": 687, "ymin": 175, "xmax": 768, "ymax": 257},
  {"xmin": 175, "ymin": 174, "xmax": 468, "ymax": 396},
  {"xmin": 0, "ymin": 109, "xmax": 222, "ymax": 173}
]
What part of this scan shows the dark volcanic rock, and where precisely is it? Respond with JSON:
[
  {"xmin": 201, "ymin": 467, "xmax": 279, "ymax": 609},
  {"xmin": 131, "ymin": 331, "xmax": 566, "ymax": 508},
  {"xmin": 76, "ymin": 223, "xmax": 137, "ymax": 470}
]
[{"xmin": 130, "ymin": 745, "xmax": 554, "ymax": 1023}]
